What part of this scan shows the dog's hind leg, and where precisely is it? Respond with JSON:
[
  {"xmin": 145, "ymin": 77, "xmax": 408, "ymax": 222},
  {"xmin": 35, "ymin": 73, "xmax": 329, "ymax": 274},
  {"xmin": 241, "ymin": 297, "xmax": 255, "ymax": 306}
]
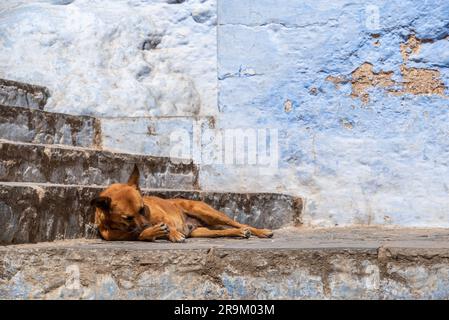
[
  {"xmin": 189, "ymin": 227, "xmax": 251, "ymax": 238},
  {"xmin": 170, "ymin": 199, "xmax": 273, "ymax": 238}
]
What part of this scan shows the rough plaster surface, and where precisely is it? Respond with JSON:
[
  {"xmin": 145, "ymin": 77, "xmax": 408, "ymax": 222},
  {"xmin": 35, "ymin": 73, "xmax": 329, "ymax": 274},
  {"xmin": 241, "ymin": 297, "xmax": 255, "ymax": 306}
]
[
  {"xmin": 101, "ymin": 116, "xmax": 214, "ymax": 156},
  {"xmin": 0, "ymin": 0, "xmax": 217, "ymax": 117},
  {"xmin": 2, "ymin": 227, "xmax": 449, "ymax": 299},
  {"xmin": 212, "ymin": 0, "xmax": 449, "ymax": 228}
]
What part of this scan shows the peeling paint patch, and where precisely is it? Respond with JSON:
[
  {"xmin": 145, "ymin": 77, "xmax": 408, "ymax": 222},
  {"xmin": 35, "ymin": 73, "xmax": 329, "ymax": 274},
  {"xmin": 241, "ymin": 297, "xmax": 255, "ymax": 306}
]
[
  {"xmin": 283, "ymin": 99, "xmax": 293, "ymax": 113},
  {"xmin": 327, "ymin": 35, "xmax": 447, "ymax": 103},
  {"xmin": 400, "ymin": 35, "xmax": 422, "ymax": 62},
  {"xmin": 325, "ymin": 75, "xmax": 347, "ymax": 90},
  {"xmin": 350, "ymin": 63, "xmax": 395, "ymax": 104},
  {"xmin": 340, "ymin": 118, "xmax": 354, "ymax": 130},
  {"xmin": 400, "ymin": 66, "xmax": 445, "ymax": 96}
]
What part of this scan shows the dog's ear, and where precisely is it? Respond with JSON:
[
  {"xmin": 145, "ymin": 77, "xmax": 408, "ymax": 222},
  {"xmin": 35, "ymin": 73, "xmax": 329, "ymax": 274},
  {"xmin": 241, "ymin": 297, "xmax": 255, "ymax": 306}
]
[
  {"xmin": 90, "ymin": 196, "xmax": 111, "ymax": 211},
  {"xmin": 127, "ymin": 164, "xmax": 140, "ymax": 189}
]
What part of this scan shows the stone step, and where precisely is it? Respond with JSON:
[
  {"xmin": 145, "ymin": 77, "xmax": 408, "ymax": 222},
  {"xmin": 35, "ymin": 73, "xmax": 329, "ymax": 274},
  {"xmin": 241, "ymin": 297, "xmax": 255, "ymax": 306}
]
[
  {"xmin": 0, "ymin": 104, "xmax": 101, "ymax": 148},
  {"xmin": 0, "ymin": 182, "xmax": 303, "ymax": 245},
  {"xmin": 0, "ymin": 140, "xmax": 198, "ymax": 189},
  {"xmin": 1, "ymin": 227, "xmax": 449, "ymax": 299},
  {"xmin": 0, "ymin": 78, "xmax": 50, "ymax": 110}
]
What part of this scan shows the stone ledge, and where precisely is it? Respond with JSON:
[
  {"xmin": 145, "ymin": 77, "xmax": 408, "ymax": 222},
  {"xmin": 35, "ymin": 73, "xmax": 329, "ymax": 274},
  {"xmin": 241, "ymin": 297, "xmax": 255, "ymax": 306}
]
[
  {"xmin": 0, "ymin": 104, "xmax": 101, "ymax": 147},
  {"xmin": 0, "ymin": 139, "xmax": 199, "ymax": 189},
  {"xmin": 0, "ymin": 79, "xmax": 50, "ymax": 110},
  {"xmin": 4, "ymin": 226, "xmax": 449, "ymax": 250},
  {"xmin": 1, "ymin": 227, "xmax": 449, "ymax": 299},
  {"xmin": 0, "ymin": 182, "xmax": 302, "ymax": 244}
]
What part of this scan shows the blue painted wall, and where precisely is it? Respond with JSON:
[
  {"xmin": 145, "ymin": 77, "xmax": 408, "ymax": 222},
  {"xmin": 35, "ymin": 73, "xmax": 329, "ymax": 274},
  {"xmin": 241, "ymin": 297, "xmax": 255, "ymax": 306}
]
[{"xmin": 210, "ymin": 0, "xmax": 449, "ymax": 227}]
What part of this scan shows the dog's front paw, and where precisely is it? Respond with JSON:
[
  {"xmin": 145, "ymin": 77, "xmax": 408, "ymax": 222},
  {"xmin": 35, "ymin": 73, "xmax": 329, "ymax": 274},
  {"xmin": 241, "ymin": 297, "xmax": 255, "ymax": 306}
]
[
  {"xmin": 154, "ymin": 223, "xmax": 170, "ymax": 236},
  {"xmin": 138, "ymin": 223, "xmax": 169, "ymax": 241},
  {"xmin": 168, "ymin": 230, "xmax": 186, "ymax": 243}
]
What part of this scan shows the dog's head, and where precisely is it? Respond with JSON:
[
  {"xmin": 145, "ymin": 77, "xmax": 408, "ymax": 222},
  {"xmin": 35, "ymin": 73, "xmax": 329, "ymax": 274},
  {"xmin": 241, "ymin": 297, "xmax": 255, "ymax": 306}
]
[{"xmin": 91, "ymin": 165, "xmax": 150, "ymax": 233}]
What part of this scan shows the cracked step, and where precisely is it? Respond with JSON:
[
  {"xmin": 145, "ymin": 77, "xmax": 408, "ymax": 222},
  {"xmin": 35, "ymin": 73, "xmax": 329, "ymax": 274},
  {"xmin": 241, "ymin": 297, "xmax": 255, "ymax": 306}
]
[
  {"xmin": 1, "ymin": 227, "xmax": 449, "ymax": 299},
  {"xmin": 0, "ymin": 182, "xmax": 303, "ymax": 245},
  {"xmin": 0, "ymin": 140, "xmax": 199, "ymax": 189},
  {"xmin": 0, "ymin": 78, "xmax": 50, "ymax": 110},
  {"xmin": 0, "ymin": 104, "xmax": 101, "ymax": 148}
]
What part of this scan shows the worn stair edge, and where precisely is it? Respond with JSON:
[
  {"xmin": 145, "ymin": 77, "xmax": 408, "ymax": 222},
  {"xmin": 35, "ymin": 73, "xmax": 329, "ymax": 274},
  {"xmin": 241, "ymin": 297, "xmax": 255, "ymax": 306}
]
[
  {"xmin": 0, "ymin": 104, "xmax": 101, "ymax": 148},
  {"xmin": 0, "ymin": 79, "xmax": 50, "ymax": 110},
  {"xmin": 0, "ymin": 182, "xmax": 303, "ymax": 245},
  {"xmin": 2, "ymin": 232, "xmax": 449, "ymax": 299},
  {"xmin": 0, "ymin": 139, "xmax": 199, "ymax": 190}
]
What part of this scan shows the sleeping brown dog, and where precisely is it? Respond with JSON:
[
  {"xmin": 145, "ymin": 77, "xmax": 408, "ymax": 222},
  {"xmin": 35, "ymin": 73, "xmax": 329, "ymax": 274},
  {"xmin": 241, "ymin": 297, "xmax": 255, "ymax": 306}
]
[{"xmin": 91, "ymin": 165, "xmax": 273, "ymax": 242}]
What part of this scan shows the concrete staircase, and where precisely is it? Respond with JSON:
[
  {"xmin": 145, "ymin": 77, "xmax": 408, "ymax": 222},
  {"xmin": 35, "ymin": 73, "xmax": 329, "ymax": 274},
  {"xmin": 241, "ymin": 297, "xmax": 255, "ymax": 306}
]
[
  {"xmin": 2, "ymin": 79, "xmax": 449, "ymax": 300},
  {"xmin": 0, "ymin": 115, "xmax": 302, "ymax": 244},
  {"xmin": 0, "ymin": 80, "xmax": 303, "ymax": 246}
]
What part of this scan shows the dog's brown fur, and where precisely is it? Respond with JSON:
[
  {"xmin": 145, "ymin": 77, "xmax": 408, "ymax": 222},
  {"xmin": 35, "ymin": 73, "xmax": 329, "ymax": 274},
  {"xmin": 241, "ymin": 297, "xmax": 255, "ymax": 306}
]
[{"xmin": 92, "ymin": 165, "xmax": 273, "ymax": 242}]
